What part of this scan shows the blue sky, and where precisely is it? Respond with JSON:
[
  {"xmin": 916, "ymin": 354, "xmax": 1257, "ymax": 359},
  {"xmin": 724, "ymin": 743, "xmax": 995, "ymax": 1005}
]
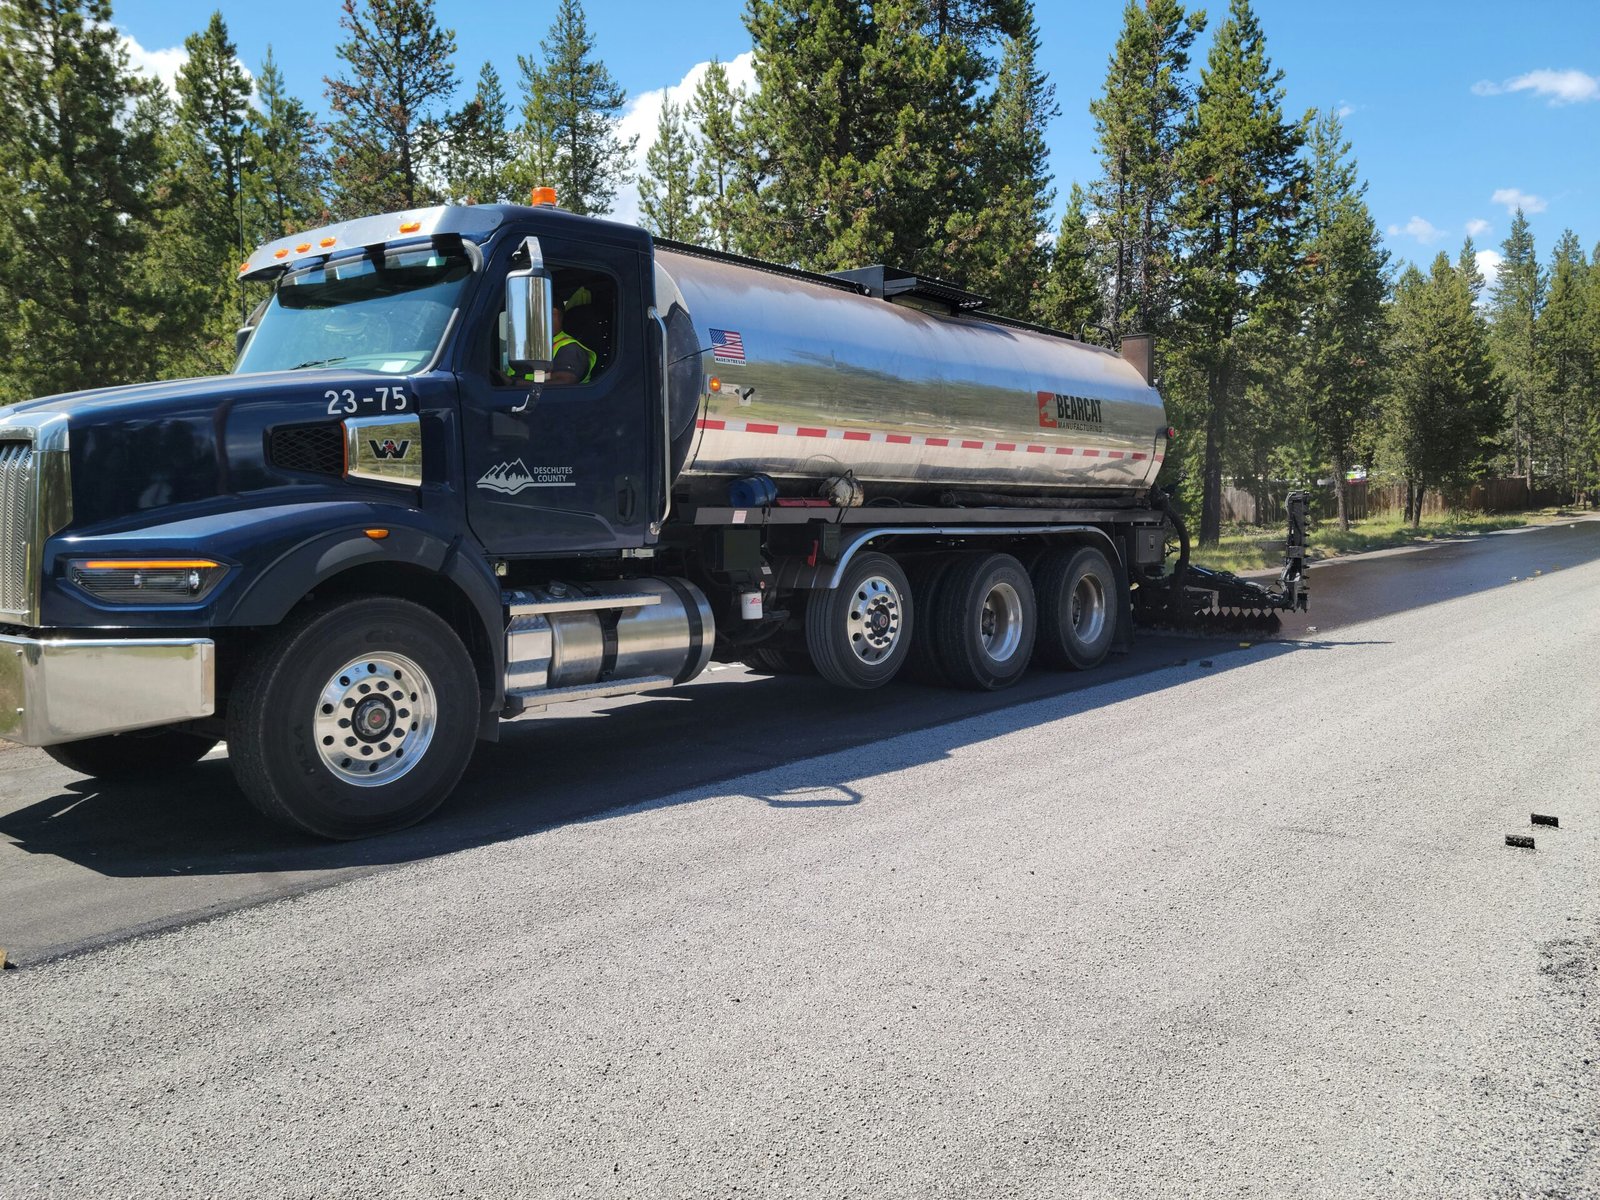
[{"xmin": 110, "ymin": 0, "xmax": 1600, "ymax": 283}]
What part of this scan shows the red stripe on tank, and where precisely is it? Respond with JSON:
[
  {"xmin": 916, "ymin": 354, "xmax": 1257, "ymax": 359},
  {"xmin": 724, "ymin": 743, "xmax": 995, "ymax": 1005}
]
[
  {"xmin": 698, "ymin": 418, "xmax": 726, "ymax": 431},
  {"xmin": 796, "ymin": 427, "xmax": 827, "ymax": 437},
  {"xmin": 886, "ymin": 434, "xmax": 912, "ymax": 444},
  {"xmin": 1026, "ymin": 445, "xmax": 1046, "ymax": 454},
  {"xmin": 925, "ymin": 437, "xmax": 949, "ymax": 447},
  {"xmin": 1081, "ymin": 449, "xmax": 1101, "ymax": 457},
  {"xmin": 961, "ymin": 440, "xmax": 985, "ymax": 449},
  {"xmin": 995, "ymin": 443, "xmax": 1016, "ymax": 452},
  {"xmin": 842, "ymin": 430, "xmax": 871, "ymax": 441},
  {"xmin": 745, "ymin": 422, "xmax": 780, "ymax": 434}
]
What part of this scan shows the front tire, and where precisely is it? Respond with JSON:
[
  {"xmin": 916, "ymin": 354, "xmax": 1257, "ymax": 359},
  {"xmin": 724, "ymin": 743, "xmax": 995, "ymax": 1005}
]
[
  {"xmin": 804, "ymin": 551, "xmax": 913, "ymax": 689},
  {"xmin": 226, "ymin": 598, "xmax": 480, "ymax": 839},
  {"xmin": 44, "ymin": 729, "xmax": 218, "ymax": 780}
]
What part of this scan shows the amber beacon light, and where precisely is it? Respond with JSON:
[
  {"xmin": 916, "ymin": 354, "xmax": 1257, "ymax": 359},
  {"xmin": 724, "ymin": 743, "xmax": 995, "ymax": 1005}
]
[{"xmin": 531, "ymin": 186, "xmax": 558, "ymax": 207}]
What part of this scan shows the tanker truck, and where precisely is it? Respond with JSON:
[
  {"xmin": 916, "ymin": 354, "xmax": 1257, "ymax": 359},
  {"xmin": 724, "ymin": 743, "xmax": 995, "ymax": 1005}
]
[{"xmin": 0, "ymin": 199, "xmax": 1306, "ymax": 838}]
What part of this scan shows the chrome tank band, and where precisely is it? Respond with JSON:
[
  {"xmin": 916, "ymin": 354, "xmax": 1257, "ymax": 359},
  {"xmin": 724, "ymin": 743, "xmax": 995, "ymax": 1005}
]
[
  {"xmin": 0, "ymin": 634, "xmax": 215, "ymax": 747},
  {"xmin": 655, "ymin": 249, "xmax": 1166, "ymax": 492}
]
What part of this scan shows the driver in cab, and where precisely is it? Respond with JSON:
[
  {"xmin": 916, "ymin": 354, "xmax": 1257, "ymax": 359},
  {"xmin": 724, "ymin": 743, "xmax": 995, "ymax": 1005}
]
[{"xmin": 548, "ymin": 301, "xmax": 596, "ymax": 385}]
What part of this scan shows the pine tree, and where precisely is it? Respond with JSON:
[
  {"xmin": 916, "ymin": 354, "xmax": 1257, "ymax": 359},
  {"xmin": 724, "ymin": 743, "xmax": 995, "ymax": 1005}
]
[
  {"xmin": 688, "ymin": 58, "xmax": 745, "ymax": 253},
  {"xmin": 1299, "ymin": 108, "xmax": 1388, "ymax": 530},
  {"xmin": 1172, "ymin": 0, "xmax": 1307, "ymax": 545},
  {"xmin": 176, "ymin": 12, "xmax": 251, "ymax": 254},
  {"xmin": 1038, "ymin": 184, "xmax": 1104, "ymax": 337},
  {"xmin": 1541, "ymin": 231, "xmax": 1592, "ymax": 497},
  {"xmin": 638, "ymin": 98, "xmax": 703, "ymax": 242},
  {"xmin": 944, "ymin": 8, "xmax": 1056, "ymax": 318},
  {"xmin": 1089, "ymin": 0, "xmax": 1205, "ymax": 340},
  {"xmin": 0, "ymin": 0, "xmax": 167, "ymax": 399},
  {"xmin": 516, "ymin": 0, "xmax": 634, "ymax": 216},
  {"xmin": 444, "ymin": 62, "xmax": 514, "ymax": 204},
  {"xmin": 738, "ymin": 0, "xmax": 983, "ymax": 273},
  {"xmin": 1487, "ymin": 209, "xmax": 1545, "ymax": 484},
  {"xmin": 325, "ymin": 0, "xmax": 458, "ymax": 216},
  {"xmin": 246, "ymin": 48, "xmax": 328, "ymax": 239},
  {"xmin": 1386, "ymin": 254, "xmax": 1500, "ymax": 525}
]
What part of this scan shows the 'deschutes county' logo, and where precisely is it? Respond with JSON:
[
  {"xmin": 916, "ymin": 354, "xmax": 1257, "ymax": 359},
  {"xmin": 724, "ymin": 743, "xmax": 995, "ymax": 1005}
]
[
  {"xmin": 369, "ymin": 438, "xmax": 412, "ymax": 459},
  {"xmin": 1037, "ymin": 390, "xmax": 1105, "ymax": 430},
  {"xmin": 477, "ymin": 459, "xmax": 576, "ymax": 495}
]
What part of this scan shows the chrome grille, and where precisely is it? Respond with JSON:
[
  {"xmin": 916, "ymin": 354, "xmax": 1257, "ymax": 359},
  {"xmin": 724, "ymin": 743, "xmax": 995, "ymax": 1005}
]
[{"xmin": 0, "ymin": 438, "xmax": 37, "ymax": 620}]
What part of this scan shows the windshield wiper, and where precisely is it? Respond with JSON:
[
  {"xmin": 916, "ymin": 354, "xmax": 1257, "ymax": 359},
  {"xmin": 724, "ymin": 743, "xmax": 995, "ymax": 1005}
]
[{"xmin": 288, "ymin": 356, "xmax": 351, "ymax": 370}]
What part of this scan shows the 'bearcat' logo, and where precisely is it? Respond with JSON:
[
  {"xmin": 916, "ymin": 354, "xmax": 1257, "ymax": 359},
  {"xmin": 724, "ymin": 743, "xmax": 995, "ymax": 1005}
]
[
  {"xmin": 1037, "ymin": 391, "xmax": 1104, "ymax": 429},
  {"xmin": 369, "ymin": 438, "xmax": 412, "ymax": 459}
]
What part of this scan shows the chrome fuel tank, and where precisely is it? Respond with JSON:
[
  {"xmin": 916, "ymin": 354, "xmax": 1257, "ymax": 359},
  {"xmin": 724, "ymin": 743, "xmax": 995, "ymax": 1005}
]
[{"xmin": 655, "ymin": 248, "xmax": 1168, "ymax": 495}]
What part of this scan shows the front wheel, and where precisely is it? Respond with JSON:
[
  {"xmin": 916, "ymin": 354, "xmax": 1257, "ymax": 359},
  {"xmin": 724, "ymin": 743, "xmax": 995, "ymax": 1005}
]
[
  {"xmin": 804, "ymin": 551, "xmax": 913, "ymax": 689},
  {"xmin": 226, "ymin": 598, "xmax": 481, "ymax": 839},
  {"xmin": 44, "ymin": 729, "xmax": 218, "ymax": 780}
]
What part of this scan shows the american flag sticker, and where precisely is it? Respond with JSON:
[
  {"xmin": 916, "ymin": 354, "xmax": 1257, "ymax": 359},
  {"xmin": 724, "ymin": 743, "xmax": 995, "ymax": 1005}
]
[{"xmin": 710, "ymin": 328, "xmax": 746, "ymax": 364}]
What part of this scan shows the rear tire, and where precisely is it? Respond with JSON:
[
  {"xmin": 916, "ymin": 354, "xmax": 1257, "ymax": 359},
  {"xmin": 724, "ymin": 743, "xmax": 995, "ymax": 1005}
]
[
  {"xmin": 741, "ymin": 645, "xmax": 816, "ymax": 676},
  {"xmin": 804, "ymin": 552, "xmax": 912, "ymax": 689},
  {"xmin": 1034, "ymin": 545, "xmax": 1118, "ymax": 670},
  {"xmin": 44, "ymin": 729, "xmax": 218, "ymax": 780},
  {"xmin": 226, "ymin": 598, "xmax": 480, "ymax": 840},
  {"xmin": 930, "ymin": 553, "xmax": 1036, "ymax": 691},
  {"xmin": 900, "ymin": 557, "xmax": 954, "ymax": 685}
]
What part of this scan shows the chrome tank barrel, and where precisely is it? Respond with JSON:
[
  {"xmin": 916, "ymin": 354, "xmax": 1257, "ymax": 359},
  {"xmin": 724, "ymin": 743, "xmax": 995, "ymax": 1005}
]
[{"xmin": 654, "ymin": 248, "xmax": 1168, "ymax": 493}]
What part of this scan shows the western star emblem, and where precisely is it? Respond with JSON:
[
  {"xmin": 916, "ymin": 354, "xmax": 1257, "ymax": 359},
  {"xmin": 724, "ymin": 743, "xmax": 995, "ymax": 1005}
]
[{"xmin": 369, "ymin": 438, "xmax": 411, "ymax": 459}]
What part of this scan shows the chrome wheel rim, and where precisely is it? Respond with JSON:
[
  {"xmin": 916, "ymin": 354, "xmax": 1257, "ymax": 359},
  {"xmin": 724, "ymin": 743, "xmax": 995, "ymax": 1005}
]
[
  {"xmin": 313, "ymin": 652, "xmax": 437, "ymax": 787},
  {"xmin": 847, "ymin": 575, "xmax": 904, "ymax": 664},
  {"xmin": 1071, "ymin": 573, "xmax": 1106, "ymax": 643},
  {"xmin": 980, "ymin": 581, "xmax": 1025, "ymax": 663}
]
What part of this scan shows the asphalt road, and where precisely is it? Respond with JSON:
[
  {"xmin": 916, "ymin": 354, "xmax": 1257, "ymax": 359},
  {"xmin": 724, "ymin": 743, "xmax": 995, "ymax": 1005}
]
[
  {"xmin": 1, "ymin": 518, "xmax": 1597, "ymax": 971},
  {"xmin": 1, "ymin": 517, "xmax": 1596, "ymax": 1198}
]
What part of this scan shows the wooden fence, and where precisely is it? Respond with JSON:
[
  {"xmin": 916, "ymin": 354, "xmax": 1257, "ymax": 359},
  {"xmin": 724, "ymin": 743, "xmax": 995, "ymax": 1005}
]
[{"xmin": 1221, "ymin": 478, "xmax": 1574, "ymax": 525}]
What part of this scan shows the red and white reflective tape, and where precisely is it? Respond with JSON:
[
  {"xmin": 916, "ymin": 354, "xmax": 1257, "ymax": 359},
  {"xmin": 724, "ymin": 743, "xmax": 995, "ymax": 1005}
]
[{"xmin": 695, "ymin": 417, "xmax": 1162, "ymax": 463}]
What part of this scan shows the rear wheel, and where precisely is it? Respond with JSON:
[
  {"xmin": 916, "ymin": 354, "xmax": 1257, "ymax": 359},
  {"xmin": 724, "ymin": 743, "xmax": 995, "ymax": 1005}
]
[
  {"xmin": 804, "ymin": 551, "xmax": 912, "ymax": 689},
  {"xmin": 226, "ymin": 598, "xmax": 480, "ymax": 839},
  {"xmin": 1034, "ymin": 545, "xmax": 1118, "ymax": 670},
  {"xmin": 899, "ymin": 557, "xmax": 955, "ymax": 685},
  {"xmin": 930, "ymin": 553, "xmax": 1036, "ymax": 691},
  {"xmin": 44, "ymin": 729, "xmax": 218, "ymax": 780},
  {"xmin": 741, "ymin": 645, "xmax": 816, "ymax": 676}
]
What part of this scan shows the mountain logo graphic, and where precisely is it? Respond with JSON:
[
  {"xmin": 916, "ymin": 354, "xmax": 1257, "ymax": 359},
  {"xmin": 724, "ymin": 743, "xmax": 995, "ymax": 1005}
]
[{"xmin": 477, "ymin": 459, "xmax": 539, "ymax": 495}]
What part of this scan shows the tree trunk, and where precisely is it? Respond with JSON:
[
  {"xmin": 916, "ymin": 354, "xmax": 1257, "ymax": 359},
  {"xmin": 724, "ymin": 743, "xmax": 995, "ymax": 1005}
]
[
  {"xmin": 1331, "ymin": 452, "xmax": 1349, "ymax": 532},
  {"xmin": 1411, "ymin": 483, "xmax": 1424, "ymax": 530},
  {"xmin": 1199, "ymin": 364, "xmax": 1225, "ymax": 546}
]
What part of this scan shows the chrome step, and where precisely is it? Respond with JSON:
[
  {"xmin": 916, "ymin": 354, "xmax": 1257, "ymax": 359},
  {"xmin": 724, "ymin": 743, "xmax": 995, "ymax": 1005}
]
[{"xmin": 503, "ymin": 674, "xmax": 676, "ymax": 719}]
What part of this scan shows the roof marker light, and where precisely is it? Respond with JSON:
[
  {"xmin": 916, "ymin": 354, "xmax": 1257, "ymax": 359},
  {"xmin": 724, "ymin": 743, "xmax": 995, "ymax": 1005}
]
[
  {"xmin": 531, "ymin": 186, "xmax": 558, "ymax": 207},
  {"xmin": 399, "ymin": 220, "xmax": 422, "ymax": 233},
  {"xmin": 274, "ymin": 249, "xmax": 289, "ymax": 259},
  {"xmin": 295, "ymin": 243, "xmax": 311, "ymax": 253},
  {"xmin": 320, "ymin": 237, "xmax": 336, "ymax": 248}
]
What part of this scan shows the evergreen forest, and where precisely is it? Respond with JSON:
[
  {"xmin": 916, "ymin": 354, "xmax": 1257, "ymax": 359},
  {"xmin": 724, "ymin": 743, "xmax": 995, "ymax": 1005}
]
[{"xmin": 1, "ymin": 0, "xmax": 1597, "ymax": 544}]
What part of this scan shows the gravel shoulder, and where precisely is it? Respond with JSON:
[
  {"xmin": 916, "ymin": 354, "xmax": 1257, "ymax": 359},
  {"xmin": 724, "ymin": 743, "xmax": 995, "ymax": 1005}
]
[{"xmin": 1, "ymin": 559, "xmax": 1597, "ymax": 1199}]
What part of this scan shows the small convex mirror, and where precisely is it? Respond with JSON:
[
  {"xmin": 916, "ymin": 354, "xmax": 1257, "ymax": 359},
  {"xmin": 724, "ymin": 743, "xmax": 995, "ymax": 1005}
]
[{"xmin": 505, "ymin": 235, "xmax": 554, "ymax": 381}]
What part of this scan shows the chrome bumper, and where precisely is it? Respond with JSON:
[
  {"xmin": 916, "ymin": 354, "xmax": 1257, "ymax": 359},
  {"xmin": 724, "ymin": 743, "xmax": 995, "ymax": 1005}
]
[{"xmin": 0, "ymin": 634, "xmax": 215, "ymax": 747}]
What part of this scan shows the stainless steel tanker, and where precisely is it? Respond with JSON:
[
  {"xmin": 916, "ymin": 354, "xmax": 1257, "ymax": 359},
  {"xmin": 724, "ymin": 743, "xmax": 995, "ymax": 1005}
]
[{"xmin": 653, "ymin": 247, "xmax": 1168, "ymax": 498}]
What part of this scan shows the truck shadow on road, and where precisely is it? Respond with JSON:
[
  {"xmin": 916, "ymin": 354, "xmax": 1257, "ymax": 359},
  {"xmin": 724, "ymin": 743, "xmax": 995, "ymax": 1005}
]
[{"xmin": 0, "ymin": 636, "xmax": 1375, "ymax": 888}]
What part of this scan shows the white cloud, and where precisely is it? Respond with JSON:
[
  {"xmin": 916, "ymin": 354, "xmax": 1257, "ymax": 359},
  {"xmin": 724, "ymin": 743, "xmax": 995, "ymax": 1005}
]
[
  {"xmin": 1474, "ymin": 248, "xmax": 1504, "ymax": 292},
  {"xmin": 1336, "ymin": 102, "xmax": 1356, "ymax": 119},
  {"xmin": 1386, "ymin": 215, "xmax": 1445, "ymax": 244},
  {"xmin": 1490, "ymin": 187, "xmax": 1547, "ymax": 214},
  {"xmin": 605, "ymin": 52, "xmax": 758, "ymax": 227},
  {"xmin": 1464, "ymin": 217, "xmax": 1491, "ymax": 238},
  {"xmin": 1472, "ymin": 68, "xmax": 1599, "ymax": 105},
  {"xmin": 119, "ymin": 31, "xmax": 187, "ymax": 99}
]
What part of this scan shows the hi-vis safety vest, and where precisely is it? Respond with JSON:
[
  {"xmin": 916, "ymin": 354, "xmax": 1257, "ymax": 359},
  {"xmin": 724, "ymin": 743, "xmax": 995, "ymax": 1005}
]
[{"xmin": 553, "ymin": 331, "xmax": 596, "ymax": 384}]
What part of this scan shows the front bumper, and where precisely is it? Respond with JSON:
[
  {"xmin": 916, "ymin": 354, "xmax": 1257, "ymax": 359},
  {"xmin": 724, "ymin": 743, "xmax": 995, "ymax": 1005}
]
[{"xmin": 0, "ymin": 634, "xmax": 215, "ymax": 747}]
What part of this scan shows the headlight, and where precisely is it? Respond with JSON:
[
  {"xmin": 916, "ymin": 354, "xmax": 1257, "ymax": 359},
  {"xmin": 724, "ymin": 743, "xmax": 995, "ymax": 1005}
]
[{"xmin": 68, "ymin": 559, "xmax": 229, "ymax": 604}]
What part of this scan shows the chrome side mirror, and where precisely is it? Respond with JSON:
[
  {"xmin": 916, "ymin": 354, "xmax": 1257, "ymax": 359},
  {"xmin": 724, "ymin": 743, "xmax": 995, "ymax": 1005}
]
[{"xmin": 505, "ymin": 236, "xmax": 554, "ymax": 381}]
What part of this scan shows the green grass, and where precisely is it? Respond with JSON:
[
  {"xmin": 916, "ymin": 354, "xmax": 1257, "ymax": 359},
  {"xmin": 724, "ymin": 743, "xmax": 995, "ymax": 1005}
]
[{"xmin": 1189, "ymin": 508, "xmax": 1576, "ymax": 575}]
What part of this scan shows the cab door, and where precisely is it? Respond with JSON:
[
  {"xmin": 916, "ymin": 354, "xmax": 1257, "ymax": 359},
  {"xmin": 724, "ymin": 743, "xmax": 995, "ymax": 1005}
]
[{"xmin": 457, "ymin": 228, "xmax": 655, "ymax": 556}]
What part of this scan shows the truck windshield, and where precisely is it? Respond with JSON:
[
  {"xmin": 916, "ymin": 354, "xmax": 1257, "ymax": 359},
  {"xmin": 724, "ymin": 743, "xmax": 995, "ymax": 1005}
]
[{"xmin": 234, "ymin": 246, "xmax": 473, "ymax": 376}]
